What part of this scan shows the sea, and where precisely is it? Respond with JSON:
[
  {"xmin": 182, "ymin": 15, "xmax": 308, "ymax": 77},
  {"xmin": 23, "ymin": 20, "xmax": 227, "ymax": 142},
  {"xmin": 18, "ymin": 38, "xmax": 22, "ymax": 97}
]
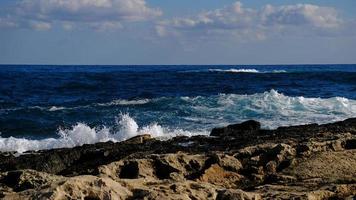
[{"xmin": 0, "ymin": 65, "xmax": 355, "ymax": 153}]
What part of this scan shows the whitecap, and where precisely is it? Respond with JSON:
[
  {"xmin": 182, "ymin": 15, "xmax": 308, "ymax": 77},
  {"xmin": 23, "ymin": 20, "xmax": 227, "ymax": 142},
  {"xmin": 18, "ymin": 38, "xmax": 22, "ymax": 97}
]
[
  {"xmin": 1, "ymin": 90, "xmax": 355, "ymax": 153},
  {"xmin": 97, "ymin": 99, "xmax": 150, "ymax": 106},
  {"xmin": 0, "ymin": 114, "xmax": 207, "ymax": 153},
  {"xmin": 209, "ymin": 68, "xmax": 260, "ymax": 73},
  {"xmin": 186, "ymin": 89, "xmax": 356, "ymax": 129},
  {"xmin": 271, "ymin": 70, "xmax": 287, "ymax": 73},
  {"xmin": 49, "ymin": 106, "xmax": 66, "ymax": 111}
]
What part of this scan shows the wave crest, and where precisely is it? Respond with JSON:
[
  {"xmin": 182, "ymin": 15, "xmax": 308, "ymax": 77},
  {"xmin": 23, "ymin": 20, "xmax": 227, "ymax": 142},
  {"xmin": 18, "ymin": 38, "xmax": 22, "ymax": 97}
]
[
  {"xmin": 0, "ymin": 114, "xmax": 207, "ymax": 153},
  {"xmin": 207, "ymin": 68, "xmax": 287, "ymax": 73},
  {"xmin": 1, "ymin": 90, "xmax": 355, "ymax": 153},
  {"xmin": 97, "ymin": 99, "xmax": 150, "ymax": 107},
  {"xmin": 181, "ymin": 89, "xmax": 356, "ymax": 129},
  {"xmin": 209, "ymin": 68, "xmax": 260, "ymax": 73}
]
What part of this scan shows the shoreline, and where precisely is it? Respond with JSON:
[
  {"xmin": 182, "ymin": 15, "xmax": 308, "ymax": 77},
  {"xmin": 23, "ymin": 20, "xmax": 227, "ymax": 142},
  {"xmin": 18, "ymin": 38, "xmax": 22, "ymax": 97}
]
[{"xmin": 0, "ymin": 118, "xmax": 355, "ymax": 199}]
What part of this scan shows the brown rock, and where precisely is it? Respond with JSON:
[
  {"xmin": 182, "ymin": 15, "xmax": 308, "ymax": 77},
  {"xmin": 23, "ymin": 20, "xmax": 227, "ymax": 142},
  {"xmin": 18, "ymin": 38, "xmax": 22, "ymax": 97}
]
[
  {"xmin": 199, "ymin": 164, "xmax": 243, "ymax": 188},
  {"xmin": 216, "ymin": 189, "xmax": 261, "ymax": 200},
  {"xmin": 265, "ymin": 161, "xmax": 277, "ymax": 174},
  {"xmin": 125, "ymin": 134, "xmax": 152, "ymax": 144}
]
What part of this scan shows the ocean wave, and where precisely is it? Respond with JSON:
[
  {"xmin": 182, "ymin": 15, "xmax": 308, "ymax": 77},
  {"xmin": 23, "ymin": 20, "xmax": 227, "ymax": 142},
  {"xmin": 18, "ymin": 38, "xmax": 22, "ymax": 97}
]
[
  {"xmin": 1, "ymin": 90, "xmax": 355, "ymax": 153},
  {"xmin": 179, "ymin": 68, "xmax": 289, "ymax": 73},
  {"xmin": 48, "ymin": 106, "xmax": 66, "ymax": 111},
  {"xmin": 271, "ymin": 70, "xmax": 287, "ymax": 73},
  {"xmin": 2, "ymin": 99, "xmax": 151, "ymax": 113},
  {"xmin": 183, "ymin": 68, "xmax": 288, "ymax": 73},
  {"xmin": 96, "ymin": 99, "xmax": 150, "ymax": 106},
  {"xmin": 209, "ymin": 68, "xmax": 260, "ymax": 73},
  {"xmin": 0, "ymin": 114, "xmax": 207, "ymax": 153},
  {"xmin": 179, "ymin": 89, "xmax": 356, "ymax": 129}
]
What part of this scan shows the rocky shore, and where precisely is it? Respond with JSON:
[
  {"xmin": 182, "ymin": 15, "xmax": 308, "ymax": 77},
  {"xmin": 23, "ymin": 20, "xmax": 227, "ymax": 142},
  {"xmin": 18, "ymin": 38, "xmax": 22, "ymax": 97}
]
[{"xmin": 0, "ymin": 118, "xmax": 355, "ymax": 199}]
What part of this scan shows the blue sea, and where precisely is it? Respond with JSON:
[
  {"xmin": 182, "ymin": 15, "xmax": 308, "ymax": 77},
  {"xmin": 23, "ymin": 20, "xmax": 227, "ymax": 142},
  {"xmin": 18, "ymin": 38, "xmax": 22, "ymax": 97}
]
[{"xmin": 0, "ymin": 65, "xmax": 356, "ymax": 153}]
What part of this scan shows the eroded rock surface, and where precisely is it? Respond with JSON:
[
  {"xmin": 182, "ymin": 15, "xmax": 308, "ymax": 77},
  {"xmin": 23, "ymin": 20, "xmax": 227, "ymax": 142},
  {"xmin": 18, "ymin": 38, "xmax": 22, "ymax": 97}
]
[{"xmin": 0, "ymin": 118, "xmax": 355, "ymax": 199}]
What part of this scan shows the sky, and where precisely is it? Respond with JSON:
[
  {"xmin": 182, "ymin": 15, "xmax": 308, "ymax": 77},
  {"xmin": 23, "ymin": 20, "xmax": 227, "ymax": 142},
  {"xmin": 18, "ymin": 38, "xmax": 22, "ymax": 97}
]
[{"xmin": 0, "ymin": 0, "xmax": 355, "ymax": 65}]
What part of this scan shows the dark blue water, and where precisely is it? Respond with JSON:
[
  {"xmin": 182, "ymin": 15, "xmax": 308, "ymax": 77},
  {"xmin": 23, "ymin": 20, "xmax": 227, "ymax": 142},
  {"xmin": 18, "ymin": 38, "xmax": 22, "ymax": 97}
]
[{"xmin": 0, "ymin": 65, "xmax": 356, "ymax": 152}]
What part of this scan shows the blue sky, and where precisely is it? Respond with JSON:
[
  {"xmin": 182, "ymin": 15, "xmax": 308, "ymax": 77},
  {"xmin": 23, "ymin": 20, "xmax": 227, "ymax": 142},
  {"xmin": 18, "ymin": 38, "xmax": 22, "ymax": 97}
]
[{"xmin": 0, "ymin": 0, "xmax": 355, "ymax": 65}]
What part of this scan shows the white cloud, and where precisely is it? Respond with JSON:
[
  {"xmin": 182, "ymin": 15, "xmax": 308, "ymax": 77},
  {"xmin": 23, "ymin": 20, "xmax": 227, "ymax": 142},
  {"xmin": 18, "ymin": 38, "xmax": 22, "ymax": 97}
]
[
  {"xmin": 0, "ymin": 0, "xmax": 162, "ymax": 30},
  {"xmin": 157, "ymin": 2, "xmax": 345, "ymax": 39},
  {"xmin": 261, "ymin": 4, "xmax": 341, "ymax": 28},
  {"xmin": 0, "ymin": 17, "xmax": 18, "ymax": 28},
  {"xmin": 29, "ymin": 21, "xmax": 52, "ymax": 30}
]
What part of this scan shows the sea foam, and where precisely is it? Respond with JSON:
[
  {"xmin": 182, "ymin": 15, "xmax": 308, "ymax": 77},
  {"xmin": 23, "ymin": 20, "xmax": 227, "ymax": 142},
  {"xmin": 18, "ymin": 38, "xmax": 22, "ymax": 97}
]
[
  {"xmin": 208, "ymin": 68, "xmax": 287, "ymax": 73},
  {"xmin": 0, "ymin": 90, "xmax": 355, "ymax": 153},
  {"xmin": 181, "ymin": 89, "xmax": 356, "ymax": 129},
  {"xmin": 0, "ymin": 114, "xmax": 207, "ymax": 153},
  {"xmin": 209, "ymin": 68, "xmax": 260, "ymax": 73}
]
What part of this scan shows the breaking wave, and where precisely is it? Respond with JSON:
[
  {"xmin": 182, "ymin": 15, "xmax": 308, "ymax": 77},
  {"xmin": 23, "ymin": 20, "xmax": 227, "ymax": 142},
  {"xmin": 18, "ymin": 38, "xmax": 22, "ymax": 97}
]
[
  {"xmin": 180, "ymin": 68, "xmax": 287, "ymax": 73},
  {"xmin": 209, "ymin": 68, "xmax": 260, "ymax": 73},
  {"xmin": 0, "ymin": 90, "xmax": 355, "ymax": 153},
  {"xmin": 179, "ymin": 89, "xmax": 356, "ymax": 129},
  {"xmin": 207, "ymin": 68, "xmax": 287, "ymax": 73},
  {"xmin": 0, "ymin": 114, "xmax": 207, "ymax": 153},
  {"xmin": 96, "ymin": 99, "xmax": 150, "ymax": 106}
]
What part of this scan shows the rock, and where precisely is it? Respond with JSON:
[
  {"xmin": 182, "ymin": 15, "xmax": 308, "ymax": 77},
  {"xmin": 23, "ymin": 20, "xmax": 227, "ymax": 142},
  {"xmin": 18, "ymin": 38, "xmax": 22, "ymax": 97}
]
[
  {"xmin": 344, "ymin": 139, "xmax": 356, "ymax": 149},
  {"xmin": 0, "ymin": 169, "xmax": 62, "ymax": 192},
  {"xmin": 211, "ymin": 120, "xmax": 261, "ymax": 137},
  {"xmin": 199, "ymin": 164, "xmax": 243, "ymax": 188},
  {"xmin": 125, "ymin": 134, "xmax": 152, "ymax": 144},
  {"xmin": 99, "ymin": 159, "xmax": 156, "ymax": 181},
  {"xmin": 296, "ymin": 143, "xmax": 312, "ymax": 156},
  {"xmin": 0, "ymin": 118, "xmax": 355, "ymax": 199},
  {"xmin": 265, "ymin": 161, "xmax": 277, "ymax": 174},
  {"xmin": 119, "ymin": 161, "xmax": 140, "ymax": 179},
  {"xmin": 266, "ymin": 174, "xmax": 297, "ymax": 184},
  {"xmin": 331, "ymin": 140, "xmax": 344, "ymax": 151},
  {"xmin": 1, "ymin": 175, "xmax": 132, "ymax": 200},
  {"xmin": 216, "ymin": 189, "xmax": 261, "ymax": 200},
  {"xmin": 37, "ymin": 176, "xmax": 132, "ymax": 200},
  {"xmin": 283, "ymin": 150, "xmax": 356, "ymax": 183},
  {"xmin": 209, "ymin": 153, "xmax": 243, "ymax": 173}
]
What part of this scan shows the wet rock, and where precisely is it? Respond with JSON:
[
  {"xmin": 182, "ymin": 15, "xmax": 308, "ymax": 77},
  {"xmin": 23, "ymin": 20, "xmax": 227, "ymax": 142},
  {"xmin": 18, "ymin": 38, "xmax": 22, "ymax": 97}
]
[
  {"xmin": 211, "ymin": 120, "xmax": 261, "ymax": 137},
  {"xmin": 345, "ymin": 139, "xmax": 356, "ymax": 149}
]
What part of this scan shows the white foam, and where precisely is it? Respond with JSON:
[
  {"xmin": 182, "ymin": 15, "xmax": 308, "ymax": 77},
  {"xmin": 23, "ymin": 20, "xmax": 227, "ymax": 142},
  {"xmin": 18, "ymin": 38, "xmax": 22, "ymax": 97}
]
[
  {"xmin": 1, "ymin": 90, "xmax": 355, "ymax": 153},
  {"xmin": 49, "ymin": 106, "xmax": 66, "ymax": 111},
  {"xmin": 209, "ymin": 68, "xmax": 260, "ymax": 73},
  {"xmin": 271, "ymin": 70, "xmax": 287, "ymax": 73},
  {"xmin": 0, "ymin": 114, "xmax": 207, "ymax": 153},
  {"xmin": 208, "ymin": 68, "xmax": 287, "ymax": 73},
  {"xmin": 183, "ymin": 89, "xmax": 356, "ymax": 129},
  {"xmin": 97, "ymin": 99, "xmax": 150, "ymax": 106}
]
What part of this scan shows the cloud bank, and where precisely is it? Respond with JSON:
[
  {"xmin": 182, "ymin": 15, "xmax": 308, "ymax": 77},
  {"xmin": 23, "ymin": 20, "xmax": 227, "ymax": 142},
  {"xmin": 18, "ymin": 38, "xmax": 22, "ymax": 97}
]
[
  {"xmin": 156, "ymin": 2, "xmax": 346, "ymax": 39},
  {"xmin": 0, "ymin": 0, "xmax": 354, "ymax": 39},
  {"xmin": 0, "ymin": 0, "xmax": 162, "ymax": 30}
]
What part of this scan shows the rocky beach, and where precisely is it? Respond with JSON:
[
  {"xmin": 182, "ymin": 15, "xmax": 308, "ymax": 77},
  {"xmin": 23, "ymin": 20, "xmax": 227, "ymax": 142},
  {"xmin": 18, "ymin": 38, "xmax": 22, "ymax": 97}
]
[{"xmin": 0, "ymin": 118, "xmax": 355, "ymax": 199}]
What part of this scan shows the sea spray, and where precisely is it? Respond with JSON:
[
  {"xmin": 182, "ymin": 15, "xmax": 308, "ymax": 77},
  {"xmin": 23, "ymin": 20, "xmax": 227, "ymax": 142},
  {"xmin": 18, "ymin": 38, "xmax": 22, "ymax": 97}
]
[
  {"xmin": 0, "ymin": 90, "xmax": 355, "ymax": 153},
  {"xmin": 0, "ymin": 114, "xmax": 207, "ymax": 153}
]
